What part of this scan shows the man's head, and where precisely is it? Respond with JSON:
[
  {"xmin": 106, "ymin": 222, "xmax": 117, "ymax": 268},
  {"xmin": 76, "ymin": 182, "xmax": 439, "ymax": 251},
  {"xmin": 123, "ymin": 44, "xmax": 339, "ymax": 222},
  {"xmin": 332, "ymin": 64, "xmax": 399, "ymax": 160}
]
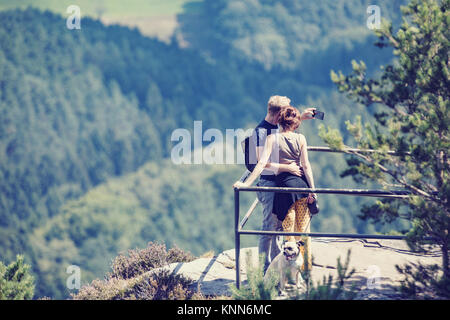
[{"xmin": 267, "ymin": 95, "xmax": 291, "ymax": 123}]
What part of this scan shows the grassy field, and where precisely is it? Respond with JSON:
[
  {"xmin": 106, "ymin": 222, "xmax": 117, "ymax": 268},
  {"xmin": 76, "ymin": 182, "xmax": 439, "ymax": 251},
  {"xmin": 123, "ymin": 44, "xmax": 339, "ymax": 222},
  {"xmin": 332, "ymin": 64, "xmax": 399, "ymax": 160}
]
[
  {"xmin": 0, "ymin": 0, "xmax": 202, "ymax": 40},
  {"xmin": 0, "ymin": 0, "xmax": 198, "ymax": 17}
]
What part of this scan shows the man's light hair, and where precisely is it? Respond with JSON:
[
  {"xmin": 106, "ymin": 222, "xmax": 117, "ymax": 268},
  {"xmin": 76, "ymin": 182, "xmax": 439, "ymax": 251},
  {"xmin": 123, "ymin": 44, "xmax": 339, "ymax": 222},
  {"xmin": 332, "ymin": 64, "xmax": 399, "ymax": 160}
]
[{"xmin": 267, "ymin": 95, "xmax": 291, "ymax": 115}]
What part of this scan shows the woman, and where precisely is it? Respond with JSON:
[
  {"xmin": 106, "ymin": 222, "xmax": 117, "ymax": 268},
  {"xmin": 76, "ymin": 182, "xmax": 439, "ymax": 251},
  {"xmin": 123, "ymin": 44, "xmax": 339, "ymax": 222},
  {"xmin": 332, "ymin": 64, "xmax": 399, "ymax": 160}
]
[{"xmin": 234, "ymin": 105, "xmax": 316, "ymax": 270}]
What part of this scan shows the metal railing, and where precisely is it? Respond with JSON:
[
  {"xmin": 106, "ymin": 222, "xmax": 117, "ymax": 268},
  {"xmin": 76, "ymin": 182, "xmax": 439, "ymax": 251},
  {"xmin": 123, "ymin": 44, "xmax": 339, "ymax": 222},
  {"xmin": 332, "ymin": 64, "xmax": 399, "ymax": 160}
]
[{"xmin": 233, "ymin": 146, "xmax": 432, "ymax": 289}]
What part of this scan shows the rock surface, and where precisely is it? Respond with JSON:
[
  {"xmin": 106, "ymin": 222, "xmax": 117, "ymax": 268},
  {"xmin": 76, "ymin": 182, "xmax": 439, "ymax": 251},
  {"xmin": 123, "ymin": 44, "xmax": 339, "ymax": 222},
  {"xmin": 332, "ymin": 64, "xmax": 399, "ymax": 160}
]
[{"xmin": 152, "ymin": 238, "xmax": 442, "ymax": 299}]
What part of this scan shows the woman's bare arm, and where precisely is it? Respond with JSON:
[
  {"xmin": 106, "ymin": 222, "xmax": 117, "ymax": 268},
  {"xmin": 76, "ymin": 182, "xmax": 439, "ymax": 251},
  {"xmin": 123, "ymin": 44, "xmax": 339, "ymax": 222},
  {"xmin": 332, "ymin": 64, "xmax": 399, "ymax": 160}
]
[
  {"xmin": 234, "ymin": 135, "xmax": 275, "ymax": 187},
  {"xmin": 299, "ymin": 134, "xmax": 316, "ymax": 199}
]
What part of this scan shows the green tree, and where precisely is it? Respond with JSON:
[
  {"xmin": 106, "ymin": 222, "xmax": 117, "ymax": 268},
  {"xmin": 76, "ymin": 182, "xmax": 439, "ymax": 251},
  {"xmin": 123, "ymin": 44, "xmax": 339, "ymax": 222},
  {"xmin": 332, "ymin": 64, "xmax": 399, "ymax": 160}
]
[
  {"xmin": 322, "ymin": 0, "xmax": 449, "ymax": 297},
  {"xmin": 230, "ymin": 253, "xmax": 279, "ymax": 300},
  {"xmin": 302, "ymin": 249, "xmax": 357, "ymax": 300},
  {"xmin": 0, "ymin": 255, "xmax": 35, "ymax": 300}
]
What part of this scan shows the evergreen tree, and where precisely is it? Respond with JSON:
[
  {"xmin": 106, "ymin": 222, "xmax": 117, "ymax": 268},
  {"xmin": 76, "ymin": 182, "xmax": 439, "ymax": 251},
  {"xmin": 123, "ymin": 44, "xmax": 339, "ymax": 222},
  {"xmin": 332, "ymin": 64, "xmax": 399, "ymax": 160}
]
[
  {"xmin": 322, "ymin": 0, "xmax": 449, "ymax": 297},
  {"xmin": 0, "ymin": 255, "xmax": 35, "ymax": 300}
]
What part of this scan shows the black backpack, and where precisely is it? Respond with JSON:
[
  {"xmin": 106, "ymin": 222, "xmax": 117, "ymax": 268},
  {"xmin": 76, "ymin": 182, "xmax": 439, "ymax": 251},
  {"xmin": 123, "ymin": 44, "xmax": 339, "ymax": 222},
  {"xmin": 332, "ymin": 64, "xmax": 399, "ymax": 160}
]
[{"xmin": 241, "ymin": 131, "xmax": 258, "ymax": 172}]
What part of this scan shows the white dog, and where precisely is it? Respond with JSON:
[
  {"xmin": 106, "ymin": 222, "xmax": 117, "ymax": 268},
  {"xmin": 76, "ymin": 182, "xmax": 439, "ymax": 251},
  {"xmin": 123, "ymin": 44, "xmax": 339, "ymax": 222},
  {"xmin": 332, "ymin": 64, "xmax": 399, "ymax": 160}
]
[{"xmin": 264, "ymin": 240, "xmax": 306, "ymax": 293}]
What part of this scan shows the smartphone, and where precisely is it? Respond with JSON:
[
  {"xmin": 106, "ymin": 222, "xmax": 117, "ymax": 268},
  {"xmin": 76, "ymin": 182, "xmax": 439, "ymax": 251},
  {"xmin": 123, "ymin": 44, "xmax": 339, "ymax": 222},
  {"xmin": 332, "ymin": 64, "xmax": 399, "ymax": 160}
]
[{"xmin": 313, "ymin": 110, "xmax": 325, "ymax": 120}]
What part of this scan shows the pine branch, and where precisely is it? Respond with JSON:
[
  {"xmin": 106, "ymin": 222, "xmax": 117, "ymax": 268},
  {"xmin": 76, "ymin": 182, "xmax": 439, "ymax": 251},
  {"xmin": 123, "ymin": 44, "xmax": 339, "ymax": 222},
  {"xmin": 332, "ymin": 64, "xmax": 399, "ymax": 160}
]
[{"xmin": 348, "ymin": 150, "xmax": 435, "ymax": 200}]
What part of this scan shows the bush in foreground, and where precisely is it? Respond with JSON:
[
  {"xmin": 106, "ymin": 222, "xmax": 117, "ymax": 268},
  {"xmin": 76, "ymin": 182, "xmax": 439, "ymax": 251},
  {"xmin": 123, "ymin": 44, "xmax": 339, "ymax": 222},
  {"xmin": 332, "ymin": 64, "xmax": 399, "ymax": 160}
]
[
  {"xmin": 72, "ymin": 242, "xmax": 198, "ymax": 300},
  {"xmin": 108, "ymin": 242, "xmax": 195, "ymax": 280},
  {"xmin": 0, "ymin": 255, "xmax": 35, "ymax": 300},
  {"xmin": 230, "ymin": 253, "xmax": 279, "ymax": 300},
  {"xmin": 230, "ymin": 249, "xmax": 357, "ymax": 300}
]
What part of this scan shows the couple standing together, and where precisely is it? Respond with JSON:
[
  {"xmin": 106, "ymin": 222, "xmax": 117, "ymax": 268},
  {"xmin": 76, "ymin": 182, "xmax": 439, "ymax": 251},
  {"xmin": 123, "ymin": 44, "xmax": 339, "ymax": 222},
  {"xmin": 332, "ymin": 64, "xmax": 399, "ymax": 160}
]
[{"xmin": 234, "ymin": 95, "xmax": 317, "ymax": 274}]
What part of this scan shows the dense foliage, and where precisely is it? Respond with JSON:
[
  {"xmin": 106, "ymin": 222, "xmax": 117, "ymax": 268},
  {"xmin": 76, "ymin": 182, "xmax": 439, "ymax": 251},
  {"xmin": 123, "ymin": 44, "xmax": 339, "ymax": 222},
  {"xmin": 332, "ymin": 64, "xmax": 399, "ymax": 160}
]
[
  {"xmin": 0, "ymin": 7, "xmax": 267, "ymax": 264},
  {"xmin": 176, "ymin": 0, "xmax": 406, "ymax": 74},
  {"xmin": 0, "ymin": 255, "xmax": 35, "ymax": 300},
  {"xmin": 322, "ymin": 0, "xmax": 449, "ymax": 298}
]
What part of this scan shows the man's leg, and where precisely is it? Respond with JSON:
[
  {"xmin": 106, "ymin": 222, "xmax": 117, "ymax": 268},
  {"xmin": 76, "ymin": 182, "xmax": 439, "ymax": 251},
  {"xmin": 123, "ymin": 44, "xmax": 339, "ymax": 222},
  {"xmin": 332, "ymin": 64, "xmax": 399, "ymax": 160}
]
[
  {"xmin": 256, "ymin": 179, "xmax": 280, "ymax": 273},
  {"xmin": 270, "ymin": 215, "xmax": 283, "ymax": 269}
]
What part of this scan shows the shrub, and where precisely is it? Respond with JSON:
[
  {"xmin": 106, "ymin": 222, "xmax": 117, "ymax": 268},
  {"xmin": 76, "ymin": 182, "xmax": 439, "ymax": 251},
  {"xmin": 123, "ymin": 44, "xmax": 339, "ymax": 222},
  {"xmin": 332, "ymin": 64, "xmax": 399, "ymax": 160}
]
[
  {"xmin": 73, "ymin": 270, "xmax": 196, "ymax": 300},
  {"xmin": 72, "ymin": 242, "xmax": 198, "ymax": 300},
  {"xmin": 230, "ymin": 252, "xmax": 279, "ymax": 300},
  {"xmin": 108, "ymin": 242, "xmax": 195, "ymax": 280},
  {"xmin": 396, "ymin": 262, "xmax": 450, "ymax": 299},
  {"xmin": 0, "ymin": 255, "xmax": 35, "ymax": 300},
  {"xmin": 301, "ymin": 249, "xmax": 357, "ymax": 300},
  {"xmin": 229, "ymin": 249, "xmax": 358, "ymax": 300},
  {"xmin": 131, "ymin": 270, "xmax": 196, "ymax": 300}
]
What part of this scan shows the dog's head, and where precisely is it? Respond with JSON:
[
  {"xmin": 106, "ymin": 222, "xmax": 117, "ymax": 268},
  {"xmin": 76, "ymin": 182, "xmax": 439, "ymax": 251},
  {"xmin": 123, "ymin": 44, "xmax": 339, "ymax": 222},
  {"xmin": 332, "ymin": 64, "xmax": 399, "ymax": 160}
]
[{"xmin": 282, "ymin": 240, "xmax": 305, "ymax": 261}]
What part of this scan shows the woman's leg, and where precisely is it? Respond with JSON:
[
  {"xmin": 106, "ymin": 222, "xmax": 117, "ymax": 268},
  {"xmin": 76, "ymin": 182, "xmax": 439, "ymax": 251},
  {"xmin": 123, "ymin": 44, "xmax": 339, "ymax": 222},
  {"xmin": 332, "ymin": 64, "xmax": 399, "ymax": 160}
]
[
  {"xmin": 293, "ymin": 198, "xmax": 312, "ymax": 271},
  {"xmin": 281, "ymin": 204, "xmax": 296, "ymax": 243}
]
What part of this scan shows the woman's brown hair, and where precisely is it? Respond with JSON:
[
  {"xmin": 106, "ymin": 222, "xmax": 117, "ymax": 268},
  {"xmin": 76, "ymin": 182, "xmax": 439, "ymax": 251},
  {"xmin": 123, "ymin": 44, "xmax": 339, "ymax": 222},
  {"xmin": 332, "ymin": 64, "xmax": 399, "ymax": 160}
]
[{"xmin": 278, "ymin": 105, "xmax": 301, "ymax": 131}]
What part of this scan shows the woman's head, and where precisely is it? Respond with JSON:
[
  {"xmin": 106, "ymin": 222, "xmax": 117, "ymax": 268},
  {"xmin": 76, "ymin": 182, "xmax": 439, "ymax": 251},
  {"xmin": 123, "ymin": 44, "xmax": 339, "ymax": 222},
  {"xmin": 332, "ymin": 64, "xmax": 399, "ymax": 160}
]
[{"xmin": 278, "ymin": 105, "xmax": 301, "ymax": 131}]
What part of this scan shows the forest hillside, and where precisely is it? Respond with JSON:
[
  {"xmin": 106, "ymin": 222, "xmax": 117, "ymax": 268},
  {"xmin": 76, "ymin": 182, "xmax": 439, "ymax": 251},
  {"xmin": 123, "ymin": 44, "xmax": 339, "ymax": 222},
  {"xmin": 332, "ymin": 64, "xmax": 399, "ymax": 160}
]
[{"xmin": 0, "ymin": 1, "xmax": 411, "ymax": 299}]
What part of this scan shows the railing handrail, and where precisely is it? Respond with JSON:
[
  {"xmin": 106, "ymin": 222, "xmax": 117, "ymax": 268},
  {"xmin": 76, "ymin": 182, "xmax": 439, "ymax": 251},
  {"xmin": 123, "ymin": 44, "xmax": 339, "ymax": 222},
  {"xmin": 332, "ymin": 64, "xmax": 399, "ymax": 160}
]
[
  {"xmin": 235, "ymin": 186, "xmax": 412, "ymax": 198},
  {"xmin": 237, "ymin": 229, "xmax": 435, "ymax": 241},
  {"xmin": 306, "ymin": 146, "xmax": 405, "ymax": 155},
  {"xmin": 233, "ymin": 145, "xmax": 427, "ymax": 289}
]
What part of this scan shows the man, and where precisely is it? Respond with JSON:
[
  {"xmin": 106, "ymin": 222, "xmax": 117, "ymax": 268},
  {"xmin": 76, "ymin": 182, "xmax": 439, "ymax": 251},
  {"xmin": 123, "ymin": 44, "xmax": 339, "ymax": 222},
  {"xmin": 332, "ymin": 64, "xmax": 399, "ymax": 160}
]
[{"xmin": 251, "ymin": 95, "xmax": 315, "ymax": 274}]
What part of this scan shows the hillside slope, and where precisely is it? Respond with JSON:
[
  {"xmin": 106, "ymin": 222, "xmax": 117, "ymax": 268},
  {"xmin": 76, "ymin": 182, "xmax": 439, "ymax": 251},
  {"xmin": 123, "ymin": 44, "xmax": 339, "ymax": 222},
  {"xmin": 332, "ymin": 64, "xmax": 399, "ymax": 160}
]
[
  {"xmin": 30, "ymin": 161, "xmax": 255, "ymax": 298},
  {"xmin": 176, "ymin": 0, "xmax": 406, "ymax": 73},
  {"xmin": 0, "ymin": 7, "xmax": 267, "ymax": 263},
  {"xmin": 0, "ymin": 5, "xmax": 408, "ymax": 300}
]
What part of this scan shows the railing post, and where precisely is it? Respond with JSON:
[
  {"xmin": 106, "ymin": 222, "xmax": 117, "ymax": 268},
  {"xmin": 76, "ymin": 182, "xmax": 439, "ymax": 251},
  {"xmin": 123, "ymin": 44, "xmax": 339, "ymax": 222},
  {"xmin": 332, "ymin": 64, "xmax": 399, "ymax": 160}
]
[{"xmin": 234, "ymin": 188, "xmax": 241, "ymax": 289}]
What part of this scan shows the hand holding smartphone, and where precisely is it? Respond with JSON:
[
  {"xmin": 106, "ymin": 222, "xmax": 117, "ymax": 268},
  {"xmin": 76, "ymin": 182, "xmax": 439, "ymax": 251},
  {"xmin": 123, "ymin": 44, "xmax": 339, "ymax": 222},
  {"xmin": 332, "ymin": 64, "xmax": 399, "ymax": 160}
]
[{"xmin": 312, "ymin": 109, "xmax": 325, "ymax": 120}]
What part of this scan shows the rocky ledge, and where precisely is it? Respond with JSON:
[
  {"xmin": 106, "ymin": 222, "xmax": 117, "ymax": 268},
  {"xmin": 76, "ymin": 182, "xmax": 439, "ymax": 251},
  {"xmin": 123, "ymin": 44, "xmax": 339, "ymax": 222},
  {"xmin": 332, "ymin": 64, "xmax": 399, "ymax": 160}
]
[{"xmin": 148, "ymin": 238, "xmax": 442, "ymax": 299}]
